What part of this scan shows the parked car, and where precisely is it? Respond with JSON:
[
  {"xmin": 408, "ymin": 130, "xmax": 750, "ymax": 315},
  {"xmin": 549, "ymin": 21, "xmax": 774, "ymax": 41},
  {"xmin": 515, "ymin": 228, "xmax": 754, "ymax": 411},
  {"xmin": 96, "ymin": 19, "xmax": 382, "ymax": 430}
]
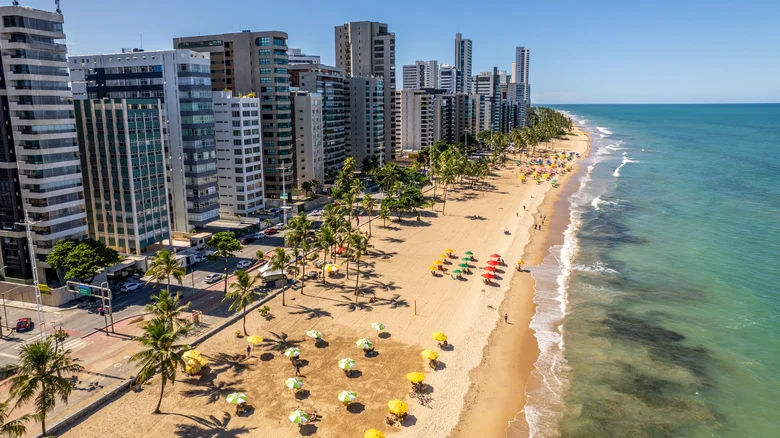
[
  {"xmin": 263, "ymin": 228, "xmax": 278, "ymax": 235},
  {"xmin": 236, "ymin": 260, "xmax": 253, "ymax": 269},
  {"xmin": 15, "ymin": 317, "xmax": 33, "ymax": 332},
  {"xmin": 251, "ymin": 232, "xmax": 266, "ymax": 239},
  {"xmin": 120, "ymin": 282, "xmax": 141, "ymax": 293},
  {"xmin": 192, "ymin": 254, "xmax": 205, "ymax": 264},
  {"xmin": 205, "ymin": 273, "xmax": 224, "ymax": 284},
  {"xmin": 240, "ymin": 237, "xmax": 255, "ymax": 245}
]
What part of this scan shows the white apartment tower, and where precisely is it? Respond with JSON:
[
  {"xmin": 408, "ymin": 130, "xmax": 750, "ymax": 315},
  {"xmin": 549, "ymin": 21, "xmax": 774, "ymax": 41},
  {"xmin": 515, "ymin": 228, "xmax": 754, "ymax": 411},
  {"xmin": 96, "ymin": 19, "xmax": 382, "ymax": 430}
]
[
  {"xmin": 402, "ymin": 60, "xmax": 438, "ymax": 90},
  {"xmin": 511, "ymin": 47, "xmax": 531, "ymax": 126},
  {"xmin": 345, "ymin": 77, "xmax": 385, "ymax": 167},
  {"xmin": 212, "ymin": 91, "xmax": 265, "ymax": 219},
  {"xmin": 455, "ymin": 33, "xmax": 473, "ymax": 94},
  {"xmin": 291, "ymin": 90, "xmax": 325, "ymax": 191},
  {"xmin": 335, "ymin": 22, "xmax": 395, "ymax": 162},
  {"xmin": 438, "ymin": 64, "xmax": 457, "ymax": 94},
  {"xmin": 393, "ymin": 90, "xmax": 440, "ymax": 152},
  {"xmin": 288, "ymin": 48, "xmax": 320, "ymax": 65}
]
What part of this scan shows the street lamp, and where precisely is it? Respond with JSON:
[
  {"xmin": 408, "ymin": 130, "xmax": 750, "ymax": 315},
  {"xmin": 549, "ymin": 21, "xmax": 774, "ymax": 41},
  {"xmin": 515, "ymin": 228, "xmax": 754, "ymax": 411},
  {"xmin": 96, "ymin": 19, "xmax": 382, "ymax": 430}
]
[{"xmin": 15, "ymin": 214, "xmax": 45, "ymax": 340}]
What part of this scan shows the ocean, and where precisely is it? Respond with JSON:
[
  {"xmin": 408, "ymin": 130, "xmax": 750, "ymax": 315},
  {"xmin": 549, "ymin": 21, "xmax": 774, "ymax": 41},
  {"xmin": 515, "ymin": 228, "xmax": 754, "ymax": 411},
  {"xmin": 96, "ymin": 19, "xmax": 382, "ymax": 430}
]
[{"xmin": 523, "ymin": 104, "xmax": 780, "ymax": 437}]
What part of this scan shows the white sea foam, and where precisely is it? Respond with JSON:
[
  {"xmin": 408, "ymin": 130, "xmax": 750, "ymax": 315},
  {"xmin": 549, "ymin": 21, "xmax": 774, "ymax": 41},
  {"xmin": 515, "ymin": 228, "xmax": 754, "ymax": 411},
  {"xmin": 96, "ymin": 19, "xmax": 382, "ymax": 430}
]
[
  {"xmin": 596, "ymin": 126, "xmax": 613, "ymax": 135},
  {"xmin": 613, "ymin": 156, "xmax": 639, "ymax": 177},
  {"xmin": 573, "ymin": 261, "xmax": 619, "ymax": 275}
]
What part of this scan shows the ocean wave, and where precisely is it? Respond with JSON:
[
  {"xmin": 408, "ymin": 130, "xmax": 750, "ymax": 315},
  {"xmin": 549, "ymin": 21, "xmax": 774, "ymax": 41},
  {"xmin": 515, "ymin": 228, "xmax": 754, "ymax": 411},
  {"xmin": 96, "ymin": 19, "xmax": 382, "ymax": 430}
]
[
  {"xmin": 613, "ymin": 156, "xmax": 639, "ymax": 177},
  {"xmin": 573, "ymin": 261, "xmax": 619, "ymax": 275},
  {"xmin": 596, "ymin": 126, "xmax": 613, "ymax": 135}
]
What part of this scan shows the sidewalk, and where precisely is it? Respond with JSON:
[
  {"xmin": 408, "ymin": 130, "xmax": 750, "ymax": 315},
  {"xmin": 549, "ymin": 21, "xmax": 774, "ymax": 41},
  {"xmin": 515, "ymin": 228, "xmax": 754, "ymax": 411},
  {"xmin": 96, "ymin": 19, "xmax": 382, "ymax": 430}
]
[{"xmin": 1, "ymin": 299, "xmax": 73, "ymax": 313}]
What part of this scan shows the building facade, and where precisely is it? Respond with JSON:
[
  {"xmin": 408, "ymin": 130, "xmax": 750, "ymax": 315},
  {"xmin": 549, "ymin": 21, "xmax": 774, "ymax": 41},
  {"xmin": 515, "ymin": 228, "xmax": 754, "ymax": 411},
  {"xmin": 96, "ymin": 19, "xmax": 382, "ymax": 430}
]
[
  {"xmin": 438, "ymin": 63, "xmax": 457, "ymax": 94},
  {"xmin": 287, "ymin": 48, "xmax": 320, "ymax": 65},
  {"xmin": 212, "ymin": 91, "xmax": 264, "ymax": 219},
  {"xmin": 393, "ymin": 89, "xmax": 440, "ymax": 152},
  {"xmin": 345, "ymin": 77, "xmax": 384, "ymax": 167},
  {"xmin": 335, "ymin": 22, "xmax": 396, "ymax": 163},
  {"xmin": 291, "ymin": 90, "xmax": 325, "ymax": 192},
  {"xmin": 289, "ymin": 63, "xmax": 345, "ymax": 182},
  {"xmin": 70, "ymin": 49, "xmax": 218, "ymax": 231},
  {"xmin": 0, "ymin": 6, "xmax": 88, "ymax": 284},
  {"xmin": 510, "ymin": 47, "xmax": 530, "ymax": 127},
  {"xmin": 402, "ymin": 60, "xmax": 438, "ymax": 90},
  {"xmin": 173, "ymin": 31, "xmax": 293, "ymax": 201},
  {"xmin": 74, "ymin": 98, "xmax": 169, "ymax": 255},
  {"xmin": 454, "ymin": 33, "xmax": 473, "ymax": 94}
]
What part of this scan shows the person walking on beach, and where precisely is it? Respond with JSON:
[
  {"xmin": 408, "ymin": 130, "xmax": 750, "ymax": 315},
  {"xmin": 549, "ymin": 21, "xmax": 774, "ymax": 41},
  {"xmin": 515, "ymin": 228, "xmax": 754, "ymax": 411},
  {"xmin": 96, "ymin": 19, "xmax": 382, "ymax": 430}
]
[
  {"xmin": 504, "ymin": 313, "xmax": 509, "ymax": 324},
  {"xmin": 295, "ymin": 362, "xmax": 302, "ymax": 377},
  {"xmin": 246, "ymin": 345, "xmax": 251, "ymax": 358}
]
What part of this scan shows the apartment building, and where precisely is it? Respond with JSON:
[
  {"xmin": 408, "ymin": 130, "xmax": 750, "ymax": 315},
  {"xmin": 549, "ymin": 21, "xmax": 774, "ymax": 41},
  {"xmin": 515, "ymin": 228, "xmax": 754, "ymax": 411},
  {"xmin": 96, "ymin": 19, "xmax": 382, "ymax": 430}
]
[
  {"xmin": 454, "ymin": 33, "xmax": 473, "ymax": 93},
  {"xmin": 510, "ymin": 47, "xmax": 530, "ymax": 126},
  {"xmin": 393, "ymin": 89, "xmax": 440, "ymax": 152},
  {"xmin": 291, "ymin": 90, "xmax": 325, "ymax": 191},
  {"xmin": 402, "ymin": 60, "xmax": 438, "ymax": 90},
  {"xmin": 287, "ymin": 48, "xmax": 320, "ymax": 65},
  {"xmin": 438, "ymin": 63, "xmax": 457, "ymax": 94},
  {"xmin": 345, "ymin": 77, "xmax": 384, "ymax": 167}
]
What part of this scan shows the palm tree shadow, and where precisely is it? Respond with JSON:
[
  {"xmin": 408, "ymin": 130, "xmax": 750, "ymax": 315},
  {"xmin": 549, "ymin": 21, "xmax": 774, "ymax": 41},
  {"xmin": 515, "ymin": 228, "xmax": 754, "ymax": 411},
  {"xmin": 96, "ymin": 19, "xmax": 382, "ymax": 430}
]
[
  {"xmin": 289, "ymin": 305, "xmax": 333, "ymax": 320},
  {"xmin": 204, "ymin": 352, "xmax": 253, "ymax": 375},
  {"xmin": 168, "ymin": 411, "xmax": 254, "ymax": 437},
  {"xmin": 375, "ymin": 294, "xmax": 410, "ymax": 309},
  {"xmin": 181, "ymin": 377, "xmax": 244, "ymax": 405},
  {"xmin": 334, "ymin": 295, "xmax": 374, "ymax": 312},
  {"xmin": 261, "ymin": 331, "xmax": 304, "ymax": 352}
]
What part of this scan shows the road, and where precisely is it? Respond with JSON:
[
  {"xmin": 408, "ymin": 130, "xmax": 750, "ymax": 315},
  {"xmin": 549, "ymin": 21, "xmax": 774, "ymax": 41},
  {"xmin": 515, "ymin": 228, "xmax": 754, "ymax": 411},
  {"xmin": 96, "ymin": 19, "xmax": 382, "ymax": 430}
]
[{"xmin": 0, "ymin": 233, "xmax": 286, "ymax": 368}]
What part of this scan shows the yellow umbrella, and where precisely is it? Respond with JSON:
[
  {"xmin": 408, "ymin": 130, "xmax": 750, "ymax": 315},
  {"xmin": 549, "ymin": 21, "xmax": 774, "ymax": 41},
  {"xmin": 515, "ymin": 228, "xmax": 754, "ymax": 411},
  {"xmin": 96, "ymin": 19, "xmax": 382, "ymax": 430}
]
[
  {"xmin": 421, "ymin": 349, "xmax": 439, "ymax": 361},
  {"xmin": 246, "ymin": 335, "xmax": 264, "ymax": 345},
  {"xmin": 439, "ymin": 254, "xmax": 449, "ymax": 259},
  {"xmin": 432, "ymin": 332, "xmax": 448, "ymax": 342},
  {"xmin": 428, "ymin": 266, "xmax": 438, "ymax": 271},
  {"xmin": 182, "ymin": 349, "xmax": 201, "ymax": 360},
  {"xmin": 185, "ymin": 358, "xmax": 203, "ymax": 375},
  {"xmin": 364, "ymin": 429, "xmax": 386, "ymax": 438},
  {"xmin": 445, "ymin": 249, "xmax": 454, "ymax": 253},
  {"xmin": 433, "ymin": 260, "xmax": 444, "ymax": 265},
  {"xmin": 387, "ymin": 400, "xmax": 408, "ymax": 416},
  {"xmin": 406, "ymin": 372, "xmax": 426, "ymax": 384}
]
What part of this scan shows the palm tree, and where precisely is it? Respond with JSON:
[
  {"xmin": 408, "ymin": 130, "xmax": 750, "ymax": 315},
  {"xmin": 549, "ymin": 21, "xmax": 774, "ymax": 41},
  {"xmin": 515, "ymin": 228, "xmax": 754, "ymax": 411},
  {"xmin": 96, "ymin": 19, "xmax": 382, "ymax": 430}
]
[
  {"xmin": 378, "ymin": 203, "xmax": 391, "ymax": 227},
  {"xmin": 145, "ymin": 289, "xmax": 191, "ymax": 328},
  {"xmin": 0, "ymin": 401, "xmax": 30, "ymax": 437},
  {"xmin": 146, "ymin": 249, "xmax": 186, "ymax": 292},
  {"xmin": 301, "ymin": 181, "xmax": 313, "ymax": 199},
  {"xmin": 130, "ymin": 318, "xmax": 191, "ymax": 414},
  {"xmin": 262, "ymin": 218, "xmax": 274, "ymax": 229},
  {"xmin": 8, "ymin": 340, "xmax": 83, "ymax": 436},
  {"xmin": 224, "ymin": 270, "xmax": 259, "ymax": 336},
  {"xmin": 310, "ymin": 179, "xmax": 321, "ymax": 195},
  {"xmin": 347, "ymin": 231, "xmax": 371, "ymax": 304},
  {"xmin": 361, "ymin": 194, "xmax": 376, "ymax": 236},
  {"xmin": 315, "ymin": 224, "xmax": 336, "ymax": 267},
  {"xmin": 207, "ymin": 232, "xmax": 243, "ymax": 295},
  {"xmin": 268, "ymin": 248, "xmax": 291, "ymax": 305},
  {"xmin": 255, "ymin": 249, "xmax": 267, "ymax": 263}
]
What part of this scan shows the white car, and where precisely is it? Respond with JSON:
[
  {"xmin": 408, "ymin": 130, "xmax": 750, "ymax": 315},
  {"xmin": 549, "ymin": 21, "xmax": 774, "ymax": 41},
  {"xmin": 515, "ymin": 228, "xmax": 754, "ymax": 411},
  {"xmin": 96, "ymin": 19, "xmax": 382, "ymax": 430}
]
[
  {"xmin": 120, "ymin": 282, "xmax": 141, "ymax": 292},
  {"xmin": 205, "ymin": 273, "xmax": 224, "ymax": 284},
  {"xmin": 236, "ymin": 260, "xmax": 253, "ymax": 269},
  {"xmin": 252, "ymin": 233, "xmax": 266, "ymax": 239}
]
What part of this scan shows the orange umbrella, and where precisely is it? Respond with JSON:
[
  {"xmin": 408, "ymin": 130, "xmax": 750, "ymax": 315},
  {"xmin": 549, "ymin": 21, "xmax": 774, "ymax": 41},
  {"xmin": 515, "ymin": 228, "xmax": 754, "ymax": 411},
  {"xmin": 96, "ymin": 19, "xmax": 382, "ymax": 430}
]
[
  {"xmin": 481, "ymin": 273, "xmax": 495, "ymax": 279},
  {"xmin": 482, "ymin": 266, "xmax": 496, "ymax": 272},
  {"xmin": 490, "ymin": 254, "xmax": 501, "ymax": 258},
  {"xmin": 486, "ymin": 260, "xmax": 499, "ymax": 266}
]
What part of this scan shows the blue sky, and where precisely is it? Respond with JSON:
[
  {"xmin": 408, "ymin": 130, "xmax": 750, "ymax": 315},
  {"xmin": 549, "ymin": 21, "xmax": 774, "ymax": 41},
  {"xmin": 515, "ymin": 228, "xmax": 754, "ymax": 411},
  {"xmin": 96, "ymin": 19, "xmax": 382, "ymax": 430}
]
[{"xmin": 21, "ymin": 0, "xmax": 780, "ymax": 103}]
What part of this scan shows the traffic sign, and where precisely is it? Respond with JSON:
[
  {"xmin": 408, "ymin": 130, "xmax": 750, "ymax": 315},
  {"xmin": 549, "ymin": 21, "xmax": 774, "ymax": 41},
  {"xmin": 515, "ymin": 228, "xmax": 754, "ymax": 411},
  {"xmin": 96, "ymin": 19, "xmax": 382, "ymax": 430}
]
[{"xmin": 77, "ymin": 285, "xmax": 92, "ymax": 296}]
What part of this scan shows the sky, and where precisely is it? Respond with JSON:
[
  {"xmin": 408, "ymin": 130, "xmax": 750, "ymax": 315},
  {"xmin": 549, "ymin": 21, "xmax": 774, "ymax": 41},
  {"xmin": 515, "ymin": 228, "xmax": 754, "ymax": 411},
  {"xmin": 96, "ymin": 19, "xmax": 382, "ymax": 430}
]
[{"xmin": 18, "ymin": 0, "xmax": 780, "ymax": 103}]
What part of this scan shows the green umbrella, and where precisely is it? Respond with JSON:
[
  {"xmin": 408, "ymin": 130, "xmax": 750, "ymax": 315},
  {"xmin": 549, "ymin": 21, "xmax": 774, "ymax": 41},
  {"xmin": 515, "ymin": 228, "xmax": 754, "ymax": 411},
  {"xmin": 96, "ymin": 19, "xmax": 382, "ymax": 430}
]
[
  {"xmin": 338, "ymin": 358, "xmax": 356, "ymax": 370},
  {"xmin": 289, "ymin": 409, "xmax": 310, "ymax": 425},
  {"xmin": 306, "ymin": 330, "xmax": 323, "ymax": 339},
  {"xmin": 337, "ymin": 390, "xmax": 357, "ymax": 403},
  {"xmin": 458, "ymin": 263, "xmax": 469, "ymax": 268},
  {"xmin": 452, "ymin": 269, "xmax": 462, "ymax": 274},
  {"xmin": 465, "ymin": 251, "xmax": 474, "ymax": 255},
  {"xmin": 461, "ymin": 257, "xmax": 471, "ymax": 261},
  {"xmin": 356, "ymin": 338, "xmax": 373, "ymax": 350},
  {"xmin": 284, "ymin": 347, "xmax": 301, "ymax": 358},
  {"xmin": 226, "ymin": 392, "xmax": 247, "ymax": 405},
  {"xmin": 371, "ymin": 322, "xmax": 386, "ymax": 331},
  {"xmin": 285, "ymin": 377, "xmax": 304, "ymax": 389}
]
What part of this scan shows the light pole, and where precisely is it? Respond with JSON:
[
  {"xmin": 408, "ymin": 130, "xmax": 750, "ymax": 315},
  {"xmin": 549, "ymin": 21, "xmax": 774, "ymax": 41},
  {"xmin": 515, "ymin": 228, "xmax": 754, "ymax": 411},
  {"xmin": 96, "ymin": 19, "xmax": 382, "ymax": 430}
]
[
  {"xmin": 15, "ymin": 214, "xmax": 45, "ymax": 340},
  {"xmin": 278, "ymin": 165, "xmax": 289, "ymax": 227}
]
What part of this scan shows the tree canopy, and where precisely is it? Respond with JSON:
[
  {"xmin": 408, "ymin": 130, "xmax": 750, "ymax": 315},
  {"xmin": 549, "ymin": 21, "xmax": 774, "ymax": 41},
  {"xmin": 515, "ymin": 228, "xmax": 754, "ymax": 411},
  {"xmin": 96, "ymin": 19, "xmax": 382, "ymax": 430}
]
[{"xmin": 46, "ymin": 238, "xmax": 120, "ymax": 282}]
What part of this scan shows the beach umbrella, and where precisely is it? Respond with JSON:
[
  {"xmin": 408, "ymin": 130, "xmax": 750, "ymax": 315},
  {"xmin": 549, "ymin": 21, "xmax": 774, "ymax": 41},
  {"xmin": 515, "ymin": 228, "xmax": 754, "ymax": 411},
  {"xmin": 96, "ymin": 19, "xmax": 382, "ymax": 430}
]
[
  {"xmin": 364, "ymin": 429, "xmax": 386, "ymax": 438},
  {"xmin": 439, "ymin": 254, "xmax": 449, "ymax": 259},
  {"xmin": 406, "ymin": 372, "xmax": 426, "ymax": 384},
  {"xmin": 482, "ymin": 266, "xmax": 496, "ymax": 272},
  {"xmin": 421, "ymin": 349, "xmax": 439, "ymax": 361},
  {"xmin": 338, "ymin": 358, "xmax": 356, "ymax": 371},
  {"xmin": 356, "ymin": 338, "xmax": 373, "ymax": 350},
  {"xmin": 306, "ymin": 330, "xmax": 322, "ymax": 340},
  {"xmin": 490, "ymin": 254, "xmax": 501, "ymax": 258},
  {"xmin": 464, "ymin": 251, "xmax": 473, "ymax": 255},
  {"xmin": 432, "ymin": 332, "xmax": 448, "ymax": 342},
  {"xmin": 185, "ymin": 358, "xmax": 203, "ymax": 375},
  {"xmin": 284, "ymin": 347, "xmax": 301, "ymax": 358},
  {"xmin": 482, "ymin": 273, "xmax": 496, "ymax": 279},
  {"xmin": 371, "ymin": 322, "xmax": 386, "ymax": 331},
  {"xmin": 428, "ymin": 266, "xmax": 438, "ymax": 271},
  {"xmin": 486, "ymin": 260, "xmax": 499, "ymax": 266},
  {"xmin": 182, "ymin": 349, "xmax": 201, "ymax": 360},
  {"xmin": 285, "ymin": 377, "xmax": 304, "ymax": 389},
  {"xmin": 433, "ymin": 259, "xmax": 444, "ymax": 265},
  {"xmin": 461, "ymin": 257, "xmax": 471, "ymax": 262},
  {"xmin": 387, "ymin": 400, "xmax": 409, "ymax": 415},
  {"xmin": 517, "ymin": 260, "xmax": 524, "ymax": 266},
  {"xmin": 452, "ymin": 269, "xmax": 462, "ymax": 274},
  {"xmin": 338, "ymin": 390, "xmax": 357, "ymax": 403},
  {"xmin": 458, "ymin": 263, "xmax": 469, "ymax": 268},
  {"xmin": 226, "ymin": 392, "xmax": 247, "ymax": 405},
  {"xmin": 289, "ymin": 409, "xmax": 310, "ymax": 425},
  {"xmin": 445, "ymin": 248, "xmax": 454, "ymax": 253},
  {"xmin": 246, "ymin": 335, "xmax": 264, "ymax": 345}
]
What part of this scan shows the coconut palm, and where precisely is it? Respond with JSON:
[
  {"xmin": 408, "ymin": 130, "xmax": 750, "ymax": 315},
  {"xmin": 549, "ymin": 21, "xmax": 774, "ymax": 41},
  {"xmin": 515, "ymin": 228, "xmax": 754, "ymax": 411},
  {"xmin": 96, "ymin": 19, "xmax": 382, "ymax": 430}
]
[
  {"xmin": 378, "ymin": 203, "xmax": 391, "ymax": 227},
  {"xmin": 224, "ymin": 270, "xmax": 259, "ymax": 335},
  {"xmin": 145, "ymin": 289, "xmax": 191, "ymax": 328},
  {"xmin": 315, "ymin": 224, "xmax": 336, "ymax": 268},
  {"xmin": 268, "ymin": 248, "xmax": 291, "ymax": 305},
  {"xmin": 130, "ymin": 318, "xmax": 191, "ymax": 414},
  {"xmin": 0, "ymin": 401, "xmax": 30, "ymax": 437},
  {"xmin": 301, "ymin": 181, "xmax": 314, "ymax": 199},
  {"xmin": 146, "ymin": 249, "xmax": 186, "ymax": 292},
  {"xmin": 361, "ymin": 194, "xmax": 376, "ymax": 236},
  {"xmin": 8, "ymin": 340, "xmax": 84, "ymax": 436},
  {"xmin": 347, "ymin": 231, "xmax": 372, "ymax": 304},
  {"xmin": 207, "ymin": 232, "xmax": 243, "ymax": 295}
]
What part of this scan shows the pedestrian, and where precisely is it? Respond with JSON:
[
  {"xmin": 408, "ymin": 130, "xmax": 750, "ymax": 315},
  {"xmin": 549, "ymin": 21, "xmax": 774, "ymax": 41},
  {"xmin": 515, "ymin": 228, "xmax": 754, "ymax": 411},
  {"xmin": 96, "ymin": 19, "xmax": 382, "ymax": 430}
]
[
  {"xmin": 295, "ymin": 362, "xmax": 302, "ymax": 377},
  {"xmin": 504, "ymin": 313, "xmax": 509, "ymax": 324},
  {"xmin": 246, "ymin": 345, "xmax": 251, "ymax": 358},
  {"xmin": 523, "ymin": 205, "xmax": 526, "ymax": 210}
]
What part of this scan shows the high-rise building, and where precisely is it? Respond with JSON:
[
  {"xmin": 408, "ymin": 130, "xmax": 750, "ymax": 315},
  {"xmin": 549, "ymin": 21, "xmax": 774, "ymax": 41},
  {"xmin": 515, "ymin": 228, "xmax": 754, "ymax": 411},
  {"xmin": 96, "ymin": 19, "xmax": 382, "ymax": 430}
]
[
  {"xmin": 440, "ymin": 93, "xmax": 484, "ymax": 145},
  {"xmin": 291, "ymin": 90, "xmax": 325, "ymax": 191},
  {"xmin": 489, "ymin": 67, "xmax": 502, "ymax": 132},
  {"xmin": 335, "ymin": 22, "xmax": 395, "ymax": 163},
  {"xmin": 74, "ymin": 99, "xmax": 169, "ymax": 254},
  {"xmin": 212, "ymin": 91, "xmax": 264, "ymax": 219},
  {"xmin": 0, "ymin": 6, "xmax": 88, "ymax": 284},
  {"xmin": 402, "ymin": 60, "xmax": 438, "ymax": 90},
  {"xmin": 287, "ymin": 48, "xmax": 320, "ymax": 65},
  {"xmin": 173, "ymin": 32, "xmax": 293, "ymax": 201},
  {"xmin": 345, "ymin": 77, "xmax": 384, "ymax": 167},
  {"xmin": 393, "ymin": 89, "xmax": 440, "ymax": 153},
  {"xmin": 70, "ymin": 49, "xmax": 218, "ymax": 231},
  {"xmin": 438, "ymin": 64, "xmax": 457, "ymax": 94},
  {"xmin": 289, "ymin": 63, "xmax": 346, "ymax": 182},
  {"xmin": 473, "ymin": 71, "xmax": 494, "ymax": 96},
  {"xmin": 454, "ymin": 33, "xmax": 473, "ymax": 94},
  {"xmin": 511, "ymin": 47, "xmax": 530, "ymax": 126}
]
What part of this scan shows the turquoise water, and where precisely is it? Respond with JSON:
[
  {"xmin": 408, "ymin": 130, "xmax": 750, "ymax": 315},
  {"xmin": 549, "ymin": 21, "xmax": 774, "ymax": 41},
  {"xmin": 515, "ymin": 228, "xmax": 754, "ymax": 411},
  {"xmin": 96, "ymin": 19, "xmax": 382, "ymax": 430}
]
[{"xmin": 525, "ymin": 105, "xmax": 780, "ymax": 437}]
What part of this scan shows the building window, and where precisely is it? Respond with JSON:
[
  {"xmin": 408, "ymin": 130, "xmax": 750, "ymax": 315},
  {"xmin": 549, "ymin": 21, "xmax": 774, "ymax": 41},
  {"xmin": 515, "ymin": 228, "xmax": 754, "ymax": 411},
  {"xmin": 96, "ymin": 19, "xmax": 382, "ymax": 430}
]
[{"xmin": 256, "ymin": 37, "xmax": 271, "ymax": 46}]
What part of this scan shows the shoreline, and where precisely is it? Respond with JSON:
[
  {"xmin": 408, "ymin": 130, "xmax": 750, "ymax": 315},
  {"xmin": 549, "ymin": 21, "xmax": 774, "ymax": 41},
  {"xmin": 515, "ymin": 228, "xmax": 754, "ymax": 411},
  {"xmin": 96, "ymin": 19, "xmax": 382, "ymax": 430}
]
[{"xmin": 450, "ymin": 132, "xmax": 591, "ymax": 438}]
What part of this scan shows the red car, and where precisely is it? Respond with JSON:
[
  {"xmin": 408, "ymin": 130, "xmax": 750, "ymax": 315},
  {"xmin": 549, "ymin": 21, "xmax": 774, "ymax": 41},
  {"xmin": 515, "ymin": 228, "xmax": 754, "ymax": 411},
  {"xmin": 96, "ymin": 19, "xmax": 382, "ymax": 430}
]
[
  {"xmin": 263, "ymin": 228, "xmax": 278, "ymax": 235},
  {"xmin": 15, "ymin": 317, "xmax": 33, "ymax": 332}
]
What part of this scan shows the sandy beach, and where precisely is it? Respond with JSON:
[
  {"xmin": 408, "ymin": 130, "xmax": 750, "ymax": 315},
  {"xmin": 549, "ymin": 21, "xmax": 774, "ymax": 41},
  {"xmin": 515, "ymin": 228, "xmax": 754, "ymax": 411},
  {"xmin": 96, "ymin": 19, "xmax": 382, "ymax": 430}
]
[{"xmin": 60, "ymin": 131, "xmax": 590, "ymax": 438}]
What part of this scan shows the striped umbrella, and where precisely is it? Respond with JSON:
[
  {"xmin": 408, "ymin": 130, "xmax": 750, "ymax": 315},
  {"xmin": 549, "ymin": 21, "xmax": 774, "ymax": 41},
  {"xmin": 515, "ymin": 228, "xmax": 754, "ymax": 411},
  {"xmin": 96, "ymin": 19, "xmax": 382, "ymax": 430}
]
[
  {"xmin": 289, "ymin": 409, "xmax": 310, "ymax": 425},
  {"xmin": 225, "ymin": 392, "xmax": 247, "ymax": 405},
  {"xmin": 371, "ymin": 322, "xmax": 385, "ymax": 331},
  {"xmin": 285, "ymin": 378, "xmax": 304, "ymax": 389},
  {"xmin": 306, "ymin": 330, "xmax": 322, "ymax": 339},
  {"xmin": 284, "ymin": 347, "xmax": 301, "ymax": 358},
  {"xmin": 356, "ymin": 338, "xmax": 373, "ymax": 350},
  {"xmin": 338, "ymin": 390, "xmax": 357, "ymax": 403},
  {"xmin": 338, "ymin": 358, "xmax": 356, "ymax": 371}
]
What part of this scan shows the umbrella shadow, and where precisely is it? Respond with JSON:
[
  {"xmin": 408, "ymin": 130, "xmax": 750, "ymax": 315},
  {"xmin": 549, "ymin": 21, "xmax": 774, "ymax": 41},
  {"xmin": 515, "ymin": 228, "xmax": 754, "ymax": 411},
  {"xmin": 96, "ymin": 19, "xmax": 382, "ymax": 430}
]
[
  {"xmin": 259, "ymin": 353, "xmax": 275, "ymax": 362},
  {"xmin": 181, "ymin": 377, "xmax": 244, "ymax": 405},
  {"xmin": 434, "ymin": 361, "xmax": 447, "ymax": 371},
  {"xmin": 378, "ymin": 332, "xmax": 391, "ymax": 339},
  {"xmin": 347, "ymin": 402, "xmax": 365, "ymax": 414},
  {"xmin": 294, "ymin": 389, "xmax": 311, "ymax": 400},
  {"xmin": 401, "ymin": 414, "xmax": 418, "ymax": 427},
  {"xmin": 346, "ymin": 370, "xmax": 363, "ymax": 379},
  {"xmin": 314, "ymin": 339, "xmax": 329, "ymax": 349},
  {"xmin": 299, "ymin": 424, "xmax": 318, "ymax": 436}
]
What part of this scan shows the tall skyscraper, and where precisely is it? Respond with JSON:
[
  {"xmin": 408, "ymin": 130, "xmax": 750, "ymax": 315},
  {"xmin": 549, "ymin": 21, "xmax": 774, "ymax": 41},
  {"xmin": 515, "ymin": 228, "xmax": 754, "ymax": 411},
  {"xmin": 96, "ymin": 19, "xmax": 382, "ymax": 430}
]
[
  {"xmin": 393, "ymin": 89, "xmax": 440, "ymax": 152},
  {"xmin": 438, "ymin": 64, "xmax": 457, "ymax": 94},
  {"xmin": 511, "ymin": 47, "xmax": 531, "ymax": 126},
  {"xmin": 454, "ymin": 33, "xmax": 473, "ymax": 94},
  {"xmin": 490, "ymin": 67, "xmax": 502, "ymax": 132},
  {"xmin": 212, "ymin": 91, "xmax": 265, "ymax": 219},
  {"xmin": 291, "ymin": 90, "xmax": 325, "ymax": 190},
  {"xmin": 345, "ymin": 77, "xmax": 385, "ymax": 167},
  {"xmin": 0, "ymin": 5, "xmax": 88, "ymax": 285},
  {"xmin": 402, "ymin": 60, "xmax": 439, "ymax": 90},
  {"xmin": 335, "ymin": 22, "xmax": 395, "ymax": 163},
  {"xmin": 173, "ymin": 31, "xmax": 293, "ymax": 201},
  {"xmin": 70, "ymin": 49, "xmax": 218, "ymax": 231}
]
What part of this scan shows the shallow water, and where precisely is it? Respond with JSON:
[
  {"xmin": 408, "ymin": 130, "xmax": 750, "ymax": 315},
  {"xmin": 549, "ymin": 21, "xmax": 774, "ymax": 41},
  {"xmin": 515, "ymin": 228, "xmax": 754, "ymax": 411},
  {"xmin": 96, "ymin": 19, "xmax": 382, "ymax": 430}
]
[{"xmin": 525, "ymin": 104, "xmax": 780, "ymax": 437}]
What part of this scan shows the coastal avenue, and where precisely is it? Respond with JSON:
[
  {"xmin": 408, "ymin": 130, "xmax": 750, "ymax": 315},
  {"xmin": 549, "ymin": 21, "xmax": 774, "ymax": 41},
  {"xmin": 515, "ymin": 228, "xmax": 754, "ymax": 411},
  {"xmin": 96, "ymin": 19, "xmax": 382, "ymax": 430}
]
[{"xmin": 0, "ymin": 233, "xmax": 286, "ymax": 368}]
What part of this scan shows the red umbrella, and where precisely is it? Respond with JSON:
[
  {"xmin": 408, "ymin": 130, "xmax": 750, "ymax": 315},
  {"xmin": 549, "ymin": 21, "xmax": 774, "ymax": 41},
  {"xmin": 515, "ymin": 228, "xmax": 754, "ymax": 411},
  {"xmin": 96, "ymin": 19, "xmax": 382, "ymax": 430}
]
[
  {"xmin": 486, "ymin": 260, "xmax": 500, "ymax": 266},
  {"xmin": 482, "ymin": 266, "xmax": 497, "ymax": 271},
  {"xmin": 490, "ymin": 254, "xmax": 501, "ymax": 258},
  {"xmin": 481, "ymin": 273, "xmax": 495, "ymax": 279},
  {"xmin": 335, "ymin": 246, "xmax": 346, "ymax": 254}
]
